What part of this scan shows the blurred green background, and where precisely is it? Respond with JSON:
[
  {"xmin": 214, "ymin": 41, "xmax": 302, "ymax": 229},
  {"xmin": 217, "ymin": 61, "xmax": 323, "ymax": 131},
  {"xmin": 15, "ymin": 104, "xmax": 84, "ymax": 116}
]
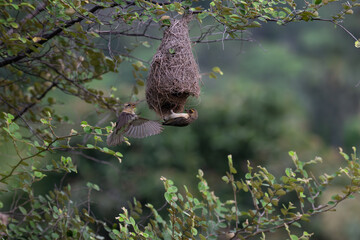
[{"xmin": 2, "ymin": 6, "xmax": 360, "ymax": 239}]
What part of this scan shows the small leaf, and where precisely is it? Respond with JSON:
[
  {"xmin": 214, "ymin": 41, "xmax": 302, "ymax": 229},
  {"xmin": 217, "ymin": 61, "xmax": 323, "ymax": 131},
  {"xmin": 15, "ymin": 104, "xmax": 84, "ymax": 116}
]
[
  {"xmin": 168, "ymin": 186, "xmax": 178, "ymax": 193},
  {"xmin": 83, "ymin": 126, "xmax": 91, "ymax": 133},
  {"xmin": 32, "ymin": 37, "xmax": 43, "ymax": 43},
  {"xmin": 292, "ymin": 222, "xmax": 301, "ymax": 228},
  {"xmin": 191, "ymin": 227, "xmax": 198, "ymax": 236},
  {"xmin": 65, "ymin": 7, "xmax": 76, "ymax": 16},
  {"xmin": 34, "ymin": 171, "xmax": 44, "ymax": 178},
  {"xmin": 209, "ymin": 72, "xmax": 217, "ymax": 79},
  {"xmin": 136, "ymin": 79, "xmax": 144, "ymax": 86},
  {"xmin": 212, "ymin": 66, "xmax": 223, "ymax": 75},
  {"xmin": 355, "ymin": 40, "xmax": 360, "ymax": 48},
  {"xmin": 19, "ymin": 206, "xmax": 27, "ymax": 215},
  {"xmin": 160, "ymin": 15, "xmax": 170, "ymax": 21},
  {"xmin": 222, "ymin": 176, "xmax": 229, "ymax": 183},
  {"xmin": 199, "ymin": 234, "xmax": 206, "ymax": 240},
  {"xmin": 290, "ymin": 235, "xmax": 299, "ymax": 240},
  {"xmin": 156, "ymin": 10, "xmax": 166, "ymax": 15},
  {"xmin": 10, "ymin": 22, "xmax": 19, "ymax": 28}
]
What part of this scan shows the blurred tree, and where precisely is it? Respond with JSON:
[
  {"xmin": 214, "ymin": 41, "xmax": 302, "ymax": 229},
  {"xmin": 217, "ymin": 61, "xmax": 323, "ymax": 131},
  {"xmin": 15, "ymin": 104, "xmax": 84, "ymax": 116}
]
[{"xmin": 0, "ymin": 0, "xmax": 360, "ymax": 239}]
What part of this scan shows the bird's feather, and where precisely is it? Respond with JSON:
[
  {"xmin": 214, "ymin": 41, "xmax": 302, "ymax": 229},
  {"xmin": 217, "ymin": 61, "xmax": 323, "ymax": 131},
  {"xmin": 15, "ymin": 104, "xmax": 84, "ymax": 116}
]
[
  {"xmin": 125, "ymin": 118, "xmax": 163, "ymax": 138},
  {"xmin": 107, "ymin": 113, "xmax": 163, "ymax": 145},
  {"xmin": 106, "ymin": 112, "xmax": 135, "ymax": 146},
  {"xmin": 115, "ymin": 112, "xmax": 137, "ymax": 132}
]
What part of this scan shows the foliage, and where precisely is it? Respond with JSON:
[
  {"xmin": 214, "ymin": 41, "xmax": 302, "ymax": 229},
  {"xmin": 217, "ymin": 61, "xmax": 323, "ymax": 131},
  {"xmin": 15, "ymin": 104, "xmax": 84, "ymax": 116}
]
[
  {"xmin": 0, "ymin": 0, "xmax": 360, "ymax": 239},
  {"xmin": 2, "ymin": 148, "xmax": 360, "ymax": 239},
  {"xmin": 109, "ymin": 150, "xmax": 360, "ymax": 239}
]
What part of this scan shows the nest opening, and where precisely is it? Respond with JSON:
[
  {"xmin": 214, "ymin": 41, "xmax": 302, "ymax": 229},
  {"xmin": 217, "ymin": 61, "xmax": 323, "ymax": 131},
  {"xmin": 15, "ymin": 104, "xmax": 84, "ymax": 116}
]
[{"xmin": 146, "ymin": 15, "xmax": 200, "ymax": 117}]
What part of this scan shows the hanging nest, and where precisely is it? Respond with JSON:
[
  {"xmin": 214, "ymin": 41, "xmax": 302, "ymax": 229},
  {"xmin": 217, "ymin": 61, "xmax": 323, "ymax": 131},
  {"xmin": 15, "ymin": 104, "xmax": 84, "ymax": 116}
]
[{"xmin": 146, "ymin": 15, "xmax": 200, "ymax": 117}]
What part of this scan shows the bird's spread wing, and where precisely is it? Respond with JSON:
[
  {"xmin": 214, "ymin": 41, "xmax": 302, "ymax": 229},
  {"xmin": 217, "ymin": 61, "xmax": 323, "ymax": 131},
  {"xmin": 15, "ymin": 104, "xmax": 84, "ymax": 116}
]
[
  {"xmin": 124, "ymin": 118, "xmax": 163, "ymax": 138},
  {"xmin": 106, "ymin": 132, "xmax": 125, "ymax": 146},
  {"xmin": 115, "ymin": 112, "xmax": 135, "ymax": 132},
  {"xmin": 107, "ymin": 112, "xmax": 136, "ymax": 146}
]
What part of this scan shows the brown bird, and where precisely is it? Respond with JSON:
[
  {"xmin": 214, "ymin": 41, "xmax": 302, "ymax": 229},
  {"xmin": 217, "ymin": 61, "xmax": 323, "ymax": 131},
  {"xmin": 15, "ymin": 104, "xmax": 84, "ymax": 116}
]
[
  {"xmin": 162, "ymin": 109, "xmax": 198, "ymax": 127},
  {"xmin": 107, "ymin": 103, "xmax": 163, "ymax": 146}
]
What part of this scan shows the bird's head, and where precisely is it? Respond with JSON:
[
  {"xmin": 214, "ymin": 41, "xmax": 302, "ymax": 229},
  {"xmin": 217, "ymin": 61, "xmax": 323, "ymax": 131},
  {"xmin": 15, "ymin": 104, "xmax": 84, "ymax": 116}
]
[
  {"xmin": 122, "ymin": 102, "xmax": 137, "ymax": 114},
  {"xmin": 187, "ymin": 108, "xmax": 198, "ymax": 120}
]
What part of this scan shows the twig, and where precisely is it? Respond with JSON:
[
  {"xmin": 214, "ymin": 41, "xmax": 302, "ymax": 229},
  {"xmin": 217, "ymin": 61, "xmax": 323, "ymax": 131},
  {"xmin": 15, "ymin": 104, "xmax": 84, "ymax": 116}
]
[
  {"xmin": 313, "ymin": 18, "xmax": 358, "ymax": 41},
  {"xmin": 2, "ymin": 2, "xmax": 48, "ymax": 39},
  {"xmin": 0, "ymin": 94, "xmax": 43, "ymax": 142},
  {"xmin": 13, "ymin": 82, "xmax": 57, "ymax": 122},
  {"xmin": 0, "ymin": 3, "xmax": 118, "ymax": 68},
  {"xmin": 70, "ymin": 150, "xmax": 112, "ymax": 165}
]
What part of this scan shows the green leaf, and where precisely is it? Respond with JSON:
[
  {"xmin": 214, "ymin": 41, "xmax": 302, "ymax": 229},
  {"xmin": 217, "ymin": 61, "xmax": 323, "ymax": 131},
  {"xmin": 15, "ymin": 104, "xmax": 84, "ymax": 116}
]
[
  {"xmin": 212, "ymin": 66, "xmax": 223, "ymax": 75},
  {"xmin": 191, "ymin": 227, "xmax": 198, "ymax": 236},
  {"xmin": 355, "ymin": 40, "xmax": 360, "ymax": 48},
  {"xmin": 164, "ymin": 192, "xmax": 172, "ymax": 202},
  {"xmin": 290, "ymin": 235, "xmax": 299, "ymax": 240},
  {"xmin": 9, "ymin": 122, "xmax": 19, "ymax": 132},
  {"xmin": 10, "ymin": 22, "xmax": 19, "ymax": 28},
  {"xmin": 314, "ymin": 0, "xmax": 322, "ymax": 4},
  {"xmin": 230, "ymin": 166, "xmax": 237, "ymax": 174},
  {"xmin": 10, "ymin": 4, "xmax": 19, "ymax": 10},
  {"xmin": 92, "ymin": 184, "xmax": 100, "ymax": 191},
  {"xmin": 20, "ymin": 2, "xmax": 35, "ymax": 10},
  {"xmin": 19, "ymin": 206, "xmax": 27, "ymax": 215},
  {"xmin": 95, "ymin": 128, "xmax": 102, "ymax": 134},
  {"xmin": 168, "ymin": 186, "xmax": 178, "ymax": 193},
  {"xmin": 136, "ymin": 79, "xmax": 144, "ymax": 86},
  {"xmin": 65, "ymin": 7, "xmax": 76, "ymax": 16},
  {"xmin": 87, "ymin": 182, "xmax": 100, "ymax": 191},
  {"xmin": 277, "ymin": 189, "xmax": 286, "ymax": 196},
  {"xmin": 83, "ymin": 126, "xmax": 92, "ymax": 133},
  {"xmin": 209, "ymin": 72, "xmax": 217, "ymax": 79},
  {"xmin": 34, "ymin": 171, "xmax": 44, "ymax": 178},
  {"xmin": 6, "ymin": 113, "xmax": 15, "ymax": 121},
  {"xmin": 292, "ymin": 222, "xmax": 301, "ymax": 228},
  {"xmin": 222, "ymin": 176, "xmax": 229, "ymax": 183},
  {"xmin": 40, "ymin": 118, "xmax": 48, "ymax": 124}
]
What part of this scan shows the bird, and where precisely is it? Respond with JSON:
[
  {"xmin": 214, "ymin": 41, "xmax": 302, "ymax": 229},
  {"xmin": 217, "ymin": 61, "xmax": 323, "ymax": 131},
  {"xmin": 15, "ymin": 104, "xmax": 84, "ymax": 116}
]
[
  {"xmin": 162, "ymin": 108, "xmax": 198, "ymax": 127},
  {"xmin": 107, "ymin": 103, "xmax": 163, "ymax": 146}
]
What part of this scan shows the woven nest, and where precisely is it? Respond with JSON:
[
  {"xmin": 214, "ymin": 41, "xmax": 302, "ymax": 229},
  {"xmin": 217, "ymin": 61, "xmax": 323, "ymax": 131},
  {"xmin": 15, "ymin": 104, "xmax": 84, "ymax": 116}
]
[{"xmin": 146, "ymin": 15, "xmax": 200, "ymax": 117}]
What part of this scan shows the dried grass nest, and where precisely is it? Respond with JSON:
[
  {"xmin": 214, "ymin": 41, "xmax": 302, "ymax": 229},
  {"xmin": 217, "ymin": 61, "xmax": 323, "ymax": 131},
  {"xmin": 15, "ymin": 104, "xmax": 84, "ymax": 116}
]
[{"xmin": 146, "ymin": 15, "xmax": 200, "ymax": 117}]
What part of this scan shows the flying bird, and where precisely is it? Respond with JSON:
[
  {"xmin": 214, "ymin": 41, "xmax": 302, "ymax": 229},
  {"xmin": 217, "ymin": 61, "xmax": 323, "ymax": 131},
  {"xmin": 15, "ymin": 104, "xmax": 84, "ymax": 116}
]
[
  {"xmin": 162, "ymin": 109, "xmax": 198, "ymax": 127},
  {"xmin": 107, "ymin": 103, "xmax": 163, "ymax": 146}
]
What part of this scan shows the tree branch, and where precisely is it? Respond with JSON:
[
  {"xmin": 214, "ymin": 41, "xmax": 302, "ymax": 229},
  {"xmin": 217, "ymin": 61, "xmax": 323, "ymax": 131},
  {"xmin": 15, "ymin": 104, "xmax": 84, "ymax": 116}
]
[
  {"xmin": 13, "ymin": 82, "xmax": 57, "ymax": 122},
  {"xmin": 4, "ymin": 1, "xmax": 48, "ymax": 38},
  {"xmin": 0, "ymin": 3, "xmax": 116, "ymax": 68}
]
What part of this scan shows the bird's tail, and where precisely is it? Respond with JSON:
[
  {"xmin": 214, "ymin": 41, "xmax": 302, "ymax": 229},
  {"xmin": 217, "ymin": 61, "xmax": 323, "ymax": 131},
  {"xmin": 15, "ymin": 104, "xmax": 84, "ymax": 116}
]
[{"xmin": 106, "ymin": 132, "xmax": 125, "ymax": 146}]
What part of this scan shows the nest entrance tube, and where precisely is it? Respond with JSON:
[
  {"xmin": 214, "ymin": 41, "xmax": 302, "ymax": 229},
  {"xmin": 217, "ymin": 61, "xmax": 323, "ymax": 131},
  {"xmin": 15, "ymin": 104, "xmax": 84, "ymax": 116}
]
[{"xmin": 146, "ymin": 15, "xmax": 200, "ymax": 117}]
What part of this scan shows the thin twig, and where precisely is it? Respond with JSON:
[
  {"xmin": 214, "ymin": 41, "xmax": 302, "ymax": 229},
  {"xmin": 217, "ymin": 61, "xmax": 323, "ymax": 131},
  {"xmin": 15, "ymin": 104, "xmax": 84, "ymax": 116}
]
[{"xmin": 0, "ymin": 94, "xmax": 43, "ymax": 142}]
